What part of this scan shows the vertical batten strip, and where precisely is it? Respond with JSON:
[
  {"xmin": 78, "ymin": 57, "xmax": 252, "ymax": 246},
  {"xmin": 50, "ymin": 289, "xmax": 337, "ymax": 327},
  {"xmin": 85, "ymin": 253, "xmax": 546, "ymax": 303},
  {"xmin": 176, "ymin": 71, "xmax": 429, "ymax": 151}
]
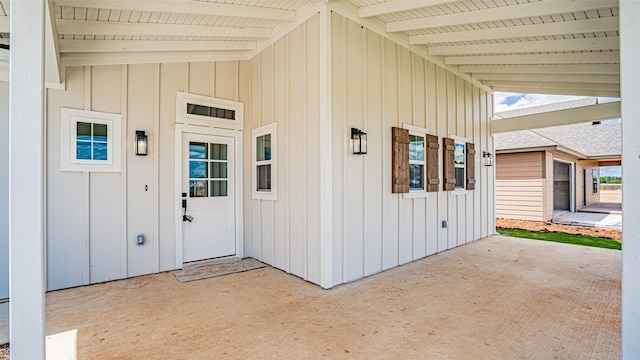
[
  {"xmin": 302, "ymin": 20, "xmax": 309, "ymax": 280},
  {"xmin": 319, "ymin": 5, "xmax": 333, "ymax": 288},
  {"xmin": 341, "ymin": 15, "xmax": 348, "ymax": 283},
  {"xmin": 361, "ymin": 25, "xmax": 368, "ymax": 277},
  {"xmin": 153, "ymin": 64, "xmax": 160, "ymax": 272},
  {"xmin": 120, "ymin": 64, "xmax": 128, "ymax": 277}
]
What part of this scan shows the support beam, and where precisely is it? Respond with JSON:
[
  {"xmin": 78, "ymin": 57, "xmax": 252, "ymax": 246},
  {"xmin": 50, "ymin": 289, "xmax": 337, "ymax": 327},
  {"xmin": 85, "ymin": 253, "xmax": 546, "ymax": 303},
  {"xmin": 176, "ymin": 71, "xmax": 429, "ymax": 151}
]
[
  {"xmin": 446, "ymin": 52, "xmax": 619, "ymax": 65},
  {"xmin": 54, "ymin": 0, "xmax": 296, "ymax": 22},
  {"xmin": 491, "ymin": 101, "xmax": 621, "ymax": 134},
  {"xmin": 428, "ymin": 37, "xmax": 620, "ymax": 56},
  {"xmin": 61, "ymin": 50, "xmax": 250, "ymax": 66},
  {"xmin": 389, "ymin": 0, "xmax": 615, "ymax": 32},
  {"xmin": 482, "ymin": 80, "xmax": 619, "ymax": 91},
  {"xmin": 472, "ymin": 73, "xmax": 620, "ymax": 84},
  {"xmin": 358, "ymin": 0, "xmax": 458, "ymax": 18},
  {"xmin": 621, "ymin": 1, "xmax": 640, "ymax": 358},
  {"xmin": 459, "ymin": 64, "xmax": 620, "ymax": 75},
  {"xmin": 410, "ymin": 17, "xmax": 618, "ymax": 44},
  {"xmin": 488, "ymin": 86, "xmax": 620, "ymax": 97},
  {"xmin": 59, "ymin": 39, "xmax": 257, "ymax": 53},
  {"xmin": 9, "ymin": 0, "xmax": 46, "ymax": 358},
  {"xmin": 56, "ymin": 19, "xmax": 272, "ymax": 38}
]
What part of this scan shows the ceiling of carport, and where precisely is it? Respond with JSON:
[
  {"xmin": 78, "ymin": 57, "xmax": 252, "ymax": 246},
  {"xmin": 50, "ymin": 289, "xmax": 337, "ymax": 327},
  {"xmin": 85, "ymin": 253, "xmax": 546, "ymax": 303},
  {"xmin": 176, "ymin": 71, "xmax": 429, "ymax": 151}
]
[{"xmin": 0, "ymin": 0, "xmax": 620, "ymax": 97}]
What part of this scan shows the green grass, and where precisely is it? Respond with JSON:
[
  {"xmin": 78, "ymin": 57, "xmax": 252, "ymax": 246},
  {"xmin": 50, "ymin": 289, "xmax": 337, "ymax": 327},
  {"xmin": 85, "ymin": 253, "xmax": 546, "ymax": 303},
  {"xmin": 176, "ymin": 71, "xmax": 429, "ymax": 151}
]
[{"xmin": 497, "ymin": 228, "xmax": 621, "ymax": 250}]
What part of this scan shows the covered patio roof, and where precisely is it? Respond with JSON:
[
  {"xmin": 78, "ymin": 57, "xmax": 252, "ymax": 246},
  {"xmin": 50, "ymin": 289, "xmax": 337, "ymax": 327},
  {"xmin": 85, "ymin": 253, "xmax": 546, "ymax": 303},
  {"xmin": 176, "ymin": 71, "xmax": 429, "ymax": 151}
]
[{"xmin": 0, "ymin": 0, "xmax": 621, "ymax": 97}]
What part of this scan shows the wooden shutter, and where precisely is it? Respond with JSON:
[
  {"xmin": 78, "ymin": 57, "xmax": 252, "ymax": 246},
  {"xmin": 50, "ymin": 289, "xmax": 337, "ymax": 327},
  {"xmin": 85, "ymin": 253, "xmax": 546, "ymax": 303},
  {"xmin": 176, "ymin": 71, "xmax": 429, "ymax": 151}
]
[
  {"xmin": 466, "ymin": 142, "xmax": 476, "ymax": 190},
  {"xmin": 426, "ymin": 134, "xmax": 440, "ymax": 192},
  {"xmin": 392, "ymin": 127, "xmax": 410, "ymax": 193},
  {"xmin": 442, "ymin": 137, "xmax": 456, "ymax": 191}
]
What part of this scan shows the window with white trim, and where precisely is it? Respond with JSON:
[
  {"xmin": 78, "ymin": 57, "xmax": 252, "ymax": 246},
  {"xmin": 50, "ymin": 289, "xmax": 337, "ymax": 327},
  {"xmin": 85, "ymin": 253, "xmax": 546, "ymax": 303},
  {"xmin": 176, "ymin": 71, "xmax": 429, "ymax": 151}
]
[
  {"xmin": 252, "ymin": 123, "xmax": 277, "ymax": 200},
  {"xmin": 453, "ymin": 138, "xmax": 466, "ymax": 190},
  {"xmin": 60, "ymin": 108, "xmax": 122, "ymax": 172},
  {"xmin": 403, "ymin": 124, "xmax": 429, "ymax": 198}
]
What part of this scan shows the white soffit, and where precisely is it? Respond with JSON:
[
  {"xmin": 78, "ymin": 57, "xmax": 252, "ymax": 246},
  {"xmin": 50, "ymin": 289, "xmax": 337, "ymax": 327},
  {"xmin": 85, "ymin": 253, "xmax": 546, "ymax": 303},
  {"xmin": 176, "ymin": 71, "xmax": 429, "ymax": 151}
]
[{"xmin": 347, "ymin": 0, "xmax": 620, "ymax": 97}]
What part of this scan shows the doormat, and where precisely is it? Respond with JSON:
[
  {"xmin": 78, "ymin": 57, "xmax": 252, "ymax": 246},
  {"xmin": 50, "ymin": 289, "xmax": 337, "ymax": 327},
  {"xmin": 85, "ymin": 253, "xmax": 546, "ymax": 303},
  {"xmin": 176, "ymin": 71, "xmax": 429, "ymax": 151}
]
[{"xmin": 174, "ymin": 258, "xmax": 267, "ymax": 283}]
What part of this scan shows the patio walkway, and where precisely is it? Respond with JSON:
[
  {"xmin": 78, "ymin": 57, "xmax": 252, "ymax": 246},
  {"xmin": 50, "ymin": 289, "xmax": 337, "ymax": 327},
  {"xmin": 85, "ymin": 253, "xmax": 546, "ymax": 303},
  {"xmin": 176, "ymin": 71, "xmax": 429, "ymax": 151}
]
[{"xmin": 41, "ymin": 235, "xmax": 621, "ymax": 359}]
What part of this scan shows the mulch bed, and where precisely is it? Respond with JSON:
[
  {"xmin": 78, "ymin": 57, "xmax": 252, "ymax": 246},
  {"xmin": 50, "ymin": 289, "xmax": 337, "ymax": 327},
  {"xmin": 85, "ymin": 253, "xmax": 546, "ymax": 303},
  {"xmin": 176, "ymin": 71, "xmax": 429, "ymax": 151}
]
[
  {"xmin": 0, "ymin": 343, "xmax": 8, "ymax": 360},
  {"xmin": 496, "ymin": 218, "xmax": 622, "ymax": 241}
]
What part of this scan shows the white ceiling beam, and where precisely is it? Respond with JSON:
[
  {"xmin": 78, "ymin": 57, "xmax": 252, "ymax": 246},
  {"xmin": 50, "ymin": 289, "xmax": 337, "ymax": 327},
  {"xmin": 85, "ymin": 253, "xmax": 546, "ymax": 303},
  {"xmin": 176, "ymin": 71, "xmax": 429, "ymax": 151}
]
[
  {"xmin": 389, "ymin": 0, "xmax": 615, "ymax": 32},
  {"xmin": 483, "ymin": 80, "xmax": 619, "ymax": 91},
  {"xmin": 428, "ymin": 37, "xmax": 619, "ymax": 56},
  {"xmin": 0, "ymin": 15, "xmax": 8, "ymax": 32},
  {"xmin": 359, "ymin": 0, "xmax": 459, "ymax": 18},
  {"xmin": 446, "ymin": 52, "xmax": 619, "ymax": 65},
  {"xmin": 472, "ymin": 73, "xmax": 620, "ymax": 84},
  {"xmin": 59, "ymin": 39, "xmax": 256, "ymax": 53},
  {"xmin": 53, "ymin": 0, "xmax": 296, "ymax": 22},
  {"xmin": 492, "ymin": 101, "xmax": 621, "ymax": 134},
  {"xmin": 61, "ymin": 50, "xmax": 250, "ymax": 66},
  {"xmin": 459, "ymin": 64, "xmax": 620, "ymax": 74},
  {"xmin": 56, "ymin": 19, "xmax": 272, "ymax": 38},
  {"xmin": 410, "ymin": 17, "xmax": 618, "ymax": 44},
  {"xmin": 489, "ymin": 86, "xmax": 620, "ymax": 97}
]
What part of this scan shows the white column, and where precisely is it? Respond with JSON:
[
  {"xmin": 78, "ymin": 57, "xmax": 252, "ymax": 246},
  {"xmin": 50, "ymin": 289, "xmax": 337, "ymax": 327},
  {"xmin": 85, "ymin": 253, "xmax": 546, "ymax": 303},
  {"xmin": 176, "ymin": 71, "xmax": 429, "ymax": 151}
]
[
  {"xmin": 621, "ymin": 1, "xmax": 640, "ymax": 358},
  {"xmin": 9, "ymin": 0, "xmax": 47, "ymax": 358}
]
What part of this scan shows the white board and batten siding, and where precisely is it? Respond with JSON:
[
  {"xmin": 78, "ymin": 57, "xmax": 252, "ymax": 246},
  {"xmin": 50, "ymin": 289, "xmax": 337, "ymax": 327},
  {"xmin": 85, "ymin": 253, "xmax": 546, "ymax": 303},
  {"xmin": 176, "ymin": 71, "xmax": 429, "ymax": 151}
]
[
  {"xmin": 330, "ymin": 13, "xmax": 494, "ymax": 286},
  {"xmin": 46, "ymin": 61, "xmax": 247, "ymax": 290},
  {"xmin": 495, "ymin": 152, "xmax": 545, "ymax": 221},
  {"xmin": 243, "ymin": 14, "xmax": 323, "ymax": 285}
]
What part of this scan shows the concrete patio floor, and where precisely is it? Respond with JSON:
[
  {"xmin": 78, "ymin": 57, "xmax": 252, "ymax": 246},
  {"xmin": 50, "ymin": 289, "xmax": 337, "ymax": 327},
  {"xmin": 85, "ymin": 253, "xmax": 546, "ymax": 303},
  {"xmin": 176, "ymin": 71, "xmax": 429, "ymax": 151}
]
[{"xmin": 43, "ymin": 235, "xmax": 620, "ymax": 359}]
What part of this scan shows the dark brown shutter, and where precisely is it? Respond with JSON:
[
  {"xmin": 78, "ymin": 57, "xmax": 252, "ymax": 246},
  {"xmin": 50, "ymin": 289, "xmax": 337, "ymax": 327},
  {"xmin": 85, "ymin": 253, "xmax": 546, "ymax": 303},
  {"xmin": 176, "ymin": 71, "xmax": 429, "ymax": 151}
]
[
  {"xmin": 443, "ymin": 137, "xmax": 456, "ymax": 191},
  {"xmin": 466, "ymin": 142, "xmax": 476, "ymax": 190},
  {"xmin": 426, "ymin": 134, "xmax": 440, "ymax": 192},
  {"xmin": 392, "ymin": 127, "xmax": 410, "ymax": 193}
]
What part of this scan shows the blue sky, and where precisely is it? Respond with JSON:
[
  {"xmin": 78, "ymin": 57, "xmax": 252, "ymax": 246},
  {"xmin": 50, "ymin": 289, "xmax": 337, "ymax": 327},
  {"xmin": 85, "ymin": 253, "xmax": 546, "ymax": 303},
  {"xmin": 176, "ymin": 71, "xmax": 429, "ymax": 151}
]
[{"xmin": 495, "ymin": 92, "xmax": 622, "ymax": 177}]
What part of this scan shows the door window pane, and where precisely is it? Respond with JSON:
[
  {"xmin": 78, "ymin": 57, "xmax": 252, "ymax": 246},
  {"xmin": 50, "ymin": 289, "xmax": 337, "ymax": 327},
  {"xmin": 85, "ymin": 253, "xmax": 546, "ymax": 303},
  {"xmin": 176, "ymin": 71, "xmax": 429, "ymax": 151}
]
[
  {"xmin": 210, "ymin": 180, "xmax": 228, "ymax": 197},
  {"xmin": 210, "ymin": 162, "xmax": 227, "ymax": 179},
  {"xmin": 257, "ymin": 164, "xmax": 271, "ymax": 191},
  {"xmin": 76, "ymin": 141, "xmax": 92, "ymax": 160},
  {"xmin": 77, "ymin": 122, "xmax": 92, "ymax": 141},
  {"xmin": 190, "ymin": 180, "xmax": 208, "ymax": 197},
  {"xmin": 190, "ymin": 161, "xmax": 207, "ymax": 178},
  {"xmin": 189, "ymin": 142, "xmax": 207, "ymax": 159},
  {"xmin": 93, "ymin": 123, "xmax": 107, "ymax": 142},
  {"xmin": 93, "ymin": 142, "xmax": 108, "ymax": 161},
  {"xmin": 210, "ymin": 143, "xmax": 228, "ymax": 160}
]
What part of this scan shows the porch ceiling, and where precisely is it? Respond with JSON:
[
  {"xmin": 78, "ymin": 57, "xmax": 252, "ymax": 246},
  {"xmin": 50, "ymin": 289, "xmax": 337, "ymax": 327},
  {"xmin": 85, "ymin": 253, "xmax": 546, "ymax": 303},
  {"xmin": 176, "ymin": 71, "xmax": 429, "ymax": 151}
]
[{"xmin": 0, "ymin": 0, "xmax": 621, "ymax": 97}]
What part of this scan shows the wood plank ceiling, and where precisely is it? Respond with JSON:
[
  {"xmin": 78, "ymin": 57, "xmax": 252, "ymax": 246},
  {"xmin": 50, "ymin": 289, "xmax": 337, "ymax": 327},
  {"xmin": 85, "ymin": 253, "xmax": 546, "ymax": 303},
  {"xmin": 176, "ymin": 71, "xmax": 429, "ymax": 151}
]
[{"xmin": 0, "ymin": 0, "xmax": 620, "ymax": 97}]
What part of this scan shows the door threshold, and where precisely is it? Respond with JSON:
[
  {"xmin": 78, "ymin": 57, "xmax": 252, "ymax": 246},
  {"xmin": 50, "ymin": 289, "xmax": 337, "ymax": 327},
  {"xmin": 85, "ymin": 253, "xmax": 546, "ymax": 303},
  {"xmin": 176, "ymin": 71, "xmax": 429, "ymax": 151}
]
[{"xmin": 183, "ymin": 256, "xmax": 240, "ymax": 270}]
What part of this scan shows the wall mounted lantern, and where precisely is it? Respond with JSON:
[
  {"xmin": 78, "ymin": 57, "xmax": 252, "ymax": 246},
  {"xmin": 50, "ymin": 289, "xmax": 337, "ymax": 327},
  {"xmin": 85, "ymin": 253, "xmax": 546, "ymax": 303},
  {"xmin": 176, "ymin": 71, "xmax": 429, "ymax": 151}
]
[
  {"xmin": 136, "ymin": 131, "xmax": 148, "ymax": 156},
  {"xmin": 482, "ymin": 151, "xmax": 493, "ymax": 167},
  {"xmin": 351, "ymin": 128, "xmax": 367, "ymax": 155}
]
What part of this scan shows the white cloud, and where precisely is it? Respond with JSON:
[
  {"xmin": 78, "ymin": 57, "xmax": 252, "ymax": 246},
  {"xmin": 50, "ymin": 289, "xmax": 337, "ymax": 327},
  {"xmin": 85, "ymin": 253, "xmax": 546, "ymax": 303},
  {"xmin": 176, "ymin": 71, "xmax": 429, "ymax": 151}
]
[{"xmin": 494, "ymin": 92, "xmax": 587, "ymax": 113}]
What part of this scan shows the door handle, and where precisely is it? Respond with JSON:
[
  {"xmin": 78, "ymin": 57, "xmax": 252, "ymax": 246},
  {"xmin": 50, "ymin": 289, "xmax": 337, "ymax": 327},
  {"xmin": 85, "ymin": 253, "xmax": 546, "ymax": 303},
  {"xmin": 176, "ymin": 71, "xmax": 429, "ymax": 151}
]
[{"xmin": 182, "ymin": 193, "xmax": 193, "ymax": 222}]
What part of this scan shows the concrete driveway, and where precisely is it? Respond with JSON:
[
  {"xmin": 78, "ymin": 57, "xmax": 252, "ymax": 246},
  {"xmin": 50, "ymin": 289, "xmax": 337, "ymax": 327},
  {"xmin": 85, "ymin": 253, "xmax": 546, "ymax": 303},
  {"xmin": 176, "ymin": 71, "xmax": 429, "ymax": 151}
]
[{"xmin": 39, "ymin": 235, "xmax": 621, "ymax": 359}]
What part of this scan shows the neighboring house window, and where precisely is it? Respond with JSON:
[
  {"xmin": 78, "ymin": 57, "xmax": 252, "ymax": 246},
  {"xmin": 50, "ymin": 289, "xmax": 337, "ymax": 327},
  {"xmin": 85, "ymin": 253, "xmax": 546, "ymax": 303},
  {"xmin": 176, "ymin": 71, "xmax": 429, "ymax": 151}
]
[
  {"xmin": 252, "ymin": 123, "xmax": 277, "ymax": 200},
  {"xmin": 60, "ymin": 108, "xmax": 122, "ymax": 172}
]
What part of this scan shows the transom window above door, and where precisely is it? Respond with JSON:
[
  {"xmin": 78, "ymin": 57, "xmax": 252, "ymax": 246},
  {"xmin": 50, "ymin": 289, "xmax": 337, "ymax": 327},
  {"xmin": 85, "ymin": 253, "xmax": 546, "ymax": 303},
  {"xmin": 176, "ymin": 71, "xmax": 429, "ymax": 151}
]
[{"xmin": 189, "ymin": 142, "xmax": 229, "ymax": 198}]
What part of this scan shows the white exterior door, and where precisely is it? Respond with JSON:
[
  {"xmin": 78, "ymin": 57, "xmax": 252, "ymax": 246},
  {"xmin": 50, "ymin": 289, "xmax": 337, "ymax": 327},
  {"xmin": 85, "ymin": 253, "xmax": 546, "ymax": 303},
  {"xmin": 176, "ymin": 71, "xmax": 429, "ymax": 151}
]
[{"xmin": 182, "ymin": 133, "xmax": 236, "ymax": 262}]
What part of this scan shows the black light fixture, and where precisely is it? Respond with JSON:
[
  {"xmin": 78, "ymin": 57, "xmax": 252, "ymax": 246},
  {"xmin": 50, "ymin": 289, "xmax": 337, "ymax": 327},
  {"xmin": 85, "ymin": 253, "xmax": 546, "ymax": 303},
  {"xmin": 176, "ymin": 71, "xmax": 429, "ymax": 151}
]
[
  {"xmin": 483, "ymin": 151, "xmax": 493, "ymax": 167},
  {"xmin": 351, "ymin": 128, "xmax": 367, "ymax": 155},
  {"xmin": 136, "ymin": 131, "xmax": 148, "ymax": 156}
]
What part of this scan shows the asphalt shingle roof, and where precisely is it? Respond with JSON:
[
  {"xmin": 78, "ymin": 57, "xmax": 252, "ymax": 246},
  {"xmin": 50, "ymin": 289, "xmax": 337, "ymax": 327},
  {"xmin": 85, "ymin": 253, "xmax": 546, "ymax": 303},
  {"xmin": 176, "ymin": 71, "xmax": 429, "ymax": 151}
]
[{"xmin": 494, "ymin": 99, "xmax": 621, "ymax": 159}]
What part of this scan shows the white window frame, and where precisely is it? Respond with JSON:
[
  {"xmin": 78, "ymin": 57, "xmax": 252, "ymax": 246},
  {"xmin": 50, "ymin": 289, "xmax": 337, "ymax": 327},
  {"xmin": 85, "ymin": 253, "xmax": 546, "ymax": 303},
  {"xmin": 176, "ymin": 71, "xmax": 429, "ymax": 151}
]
[
  {"xmin": 60, "ymin": 108, "xmax": 122, "ymax": 172},
  {"xmin": 252, "ymin": 123, "xmax": 277, "ymax": 200},
  {"xmin": 176, "ymin": 91, "xmax": 243, "ymax": 131},
  {"xmin": 403, "ymin": 124, "xmax": 429, "ymax": 199},
  {"xmin": 450, "ymin": 134, "xmax": 467, "ymax": 196}
]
